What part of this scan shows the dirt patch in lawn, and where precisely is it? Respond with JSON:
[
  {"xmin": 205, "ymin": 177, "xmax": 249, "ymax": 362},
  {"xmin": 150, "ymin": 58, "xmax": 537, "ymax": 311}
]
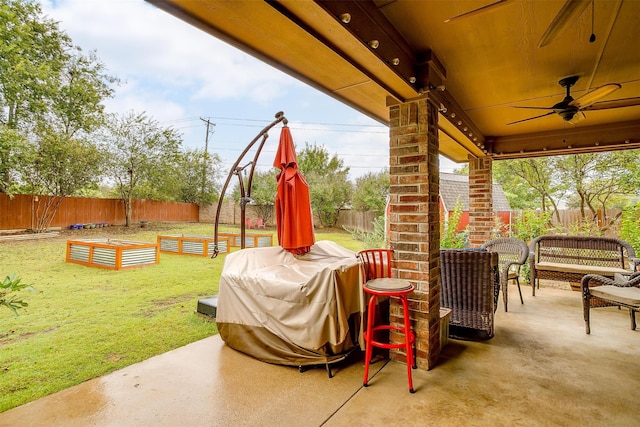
[{"xmin": 0, "ymin": 327, "xmax": 58, "ymax": 348}]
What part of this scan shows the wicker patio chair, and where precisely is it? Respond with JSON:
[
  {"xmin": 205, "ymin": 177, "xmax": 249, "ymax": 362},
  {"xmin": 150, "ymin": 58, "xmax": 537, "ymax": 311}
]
[
  {"xmin": 440, "ymin": 249, "xmax": 500, "ymax": 340},
  {"xmin": 481, "ymin": 238, "xmax": 529, "ymax": 312},
  {"xmin": 581, "ymin": 273, "xmax": 640, "ymax": 334}
]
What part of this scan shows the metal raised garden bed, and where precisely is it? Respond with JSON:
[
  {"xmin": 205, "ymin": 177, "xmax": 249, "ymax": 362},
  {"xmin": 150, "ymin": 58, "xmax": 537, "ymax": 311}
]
[
  {"xmin": 218, "ymin": 232, "xmax": 273, "ymax": 248},
  {"xmin": 66, "ymin": 238, "xmax": 159, "ymax": 270},
  {"xmin": 157, "ymin": 234, "xmax": 230, "ymax": 257}
]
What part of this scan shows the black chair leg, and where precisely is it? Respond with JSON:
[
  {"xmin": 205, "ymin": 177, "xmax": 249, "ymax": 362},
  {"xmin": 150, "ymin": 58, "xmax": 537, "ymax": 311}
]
[{"xmin": 516, "ymin": 278, "xmax": 524, "ymax": 304}]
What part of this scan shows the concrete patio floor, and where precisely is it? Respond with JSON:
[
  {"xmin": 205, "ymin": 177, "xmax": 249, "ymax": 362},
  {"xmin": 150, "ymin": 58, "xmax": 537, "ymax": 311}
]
[{"xmin": 1, "ymin": 285, "xmax": 638, "ymax": 427}]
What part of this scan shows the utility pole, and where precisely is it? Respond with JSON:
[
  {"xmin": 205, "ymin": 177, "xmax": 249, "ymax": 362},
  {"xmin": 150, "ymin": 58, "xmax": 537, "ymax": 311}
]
[{"xmin": 200, "ymin": 118, "xmax": 216, "ymax": 203}]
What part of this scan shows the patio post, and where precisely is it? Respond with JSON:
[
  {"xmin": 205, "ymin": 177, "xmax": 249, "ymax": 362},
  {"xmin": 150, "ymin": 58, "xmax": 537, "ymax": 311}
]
[
  {"xmin": 467, "ymin": 157, "xmax": 493, "ymax": 247},
  {"xmin": 388, "ymin": 95, "xmax": 441, "ymax": 370}
]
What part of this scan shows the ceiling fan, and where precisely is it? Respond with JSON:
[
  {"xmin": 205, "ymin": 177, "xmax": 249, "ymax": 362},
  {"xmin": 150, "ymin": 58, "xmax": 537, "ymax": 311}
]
[
  {"xmin": 506, "ymin": 76, "xmax": 640, "ymax": 125},
  {"xmin": 445, "ymin": 0, "xmax": 593, "ymax": 48}
]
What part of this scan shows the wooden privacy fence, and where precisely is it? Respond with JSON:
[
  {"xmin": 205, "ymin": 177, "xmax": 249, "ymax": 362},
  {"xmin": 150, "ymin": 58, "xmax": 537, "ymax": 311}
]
[
  {"xmin": 511, "ymin": 208, "xmax": 622, "ymax": 234},
  {"xmin": 337, "ymin": 210, "xmax": 378, "ymax": 232},
  {"xmin": 0, "ymin": 194, "xmax": 199, "ymax": 231},
  {"xmin": 551, "ymin": 208, "xmax": 621, "ymax": 230},
  {"xmin": 339, "ymin": 208, "xmax": 624, "ymax": 235}
]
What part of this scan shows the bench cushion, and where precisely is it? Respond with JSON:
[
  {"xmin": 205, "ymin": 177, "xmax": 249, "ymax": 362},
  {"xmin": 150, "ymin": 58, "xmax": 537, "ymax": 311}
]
[
  {"xmin": 590, "ymin": 285, "xmax": 640, "ymax": 306},
  {"xmin": 535, "ymin": 262, "xmax": 631, "ymax": 277}
]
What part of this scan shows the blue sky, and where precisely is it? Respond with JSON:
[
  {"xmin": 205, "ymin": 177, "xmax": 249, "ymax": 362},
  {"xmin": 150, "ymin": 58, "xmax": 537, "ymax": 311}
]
[{"xmin": 42, "ymin": 0, "xmax": 459, "ymax": 180}]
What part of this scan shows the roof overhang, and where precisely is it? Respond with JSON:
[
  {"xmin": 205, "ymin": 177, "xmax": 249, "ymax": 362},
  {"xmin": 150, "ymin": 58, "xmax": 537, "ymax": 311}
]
[{"xmin": 147, "ymin": 0, "xmax": 640, "ymax": 164}]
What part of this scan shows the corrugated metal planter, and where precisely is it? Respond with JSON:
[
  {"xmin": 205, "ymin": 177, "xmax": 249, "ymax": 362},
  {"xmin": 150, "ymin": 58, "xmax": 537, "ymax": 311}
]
[
  {"xmin": 157, "ymin": 234, "xmax": 230, "ymax": 257},
  {"xmin": 218, "ymin": 232, "xmax": 273, "ymax": 248},
  {"xmin": 66, "ymin": 239, "xmax": 159, "ymax": 270}
]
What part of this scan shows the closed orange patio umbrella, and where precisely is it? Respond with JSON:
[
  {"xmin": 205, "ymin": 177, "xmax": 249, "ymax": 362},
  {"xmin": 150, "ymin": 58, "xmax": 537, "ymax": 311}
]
[{"xmin": 274, "ymin": 125, "xmax": 315, "ymax": 255}]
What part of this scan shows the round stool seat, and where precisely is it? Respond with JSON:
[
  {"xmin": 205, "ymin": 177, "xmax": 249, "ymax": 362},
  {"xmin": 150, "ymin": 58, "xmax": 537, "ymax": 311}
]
[{"xmin": 365, "ymin": 278, "xmax": 413, "ymax": 293}]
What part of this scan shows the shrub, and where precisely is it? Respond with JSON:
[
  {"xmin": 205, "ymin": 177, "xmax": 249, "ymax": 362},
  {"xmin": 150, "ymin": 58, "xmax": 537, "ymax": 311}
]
[
  {"xmin": 441, "ymin": 200, "xmax": 467, "ymax": 248},
  {"xmin": 1, "ymin": 274, "xmax": 35, "ymax": 317},
  {"xmin": 511, "ymin": 210, "xmax": 554, "ymax": 243},
  {"xmin": 565, "ymin": 216, "xmax": 603, "ymax": 236},
  {"xmin": 345, "ymin": 215, "xmax": 387, "ymax": 249},
  {"xmin": 620, "ymin": 202, "xmax": 640, "ymax": 254}
]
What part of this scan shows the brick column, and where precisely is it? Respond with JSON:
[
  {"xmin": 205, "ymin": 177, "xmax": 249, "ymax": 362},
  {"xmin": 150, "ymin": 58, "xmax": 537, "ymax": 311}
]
[
  {"xmin": 467, "ymin": 156, "xmax": 493, "ymax": 247},
  {"xmin": 388, "ymin": 96, "xmax": 441, "ymax": 370}
]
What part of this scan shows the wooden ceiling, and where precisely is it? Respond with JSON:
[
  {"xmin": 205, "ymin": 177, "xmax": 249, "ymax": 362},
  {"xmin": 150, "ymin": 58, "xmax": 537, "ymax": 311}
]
[{"xmin": 147, "ymin": 0, "xmax": 640, "ymax": 164}]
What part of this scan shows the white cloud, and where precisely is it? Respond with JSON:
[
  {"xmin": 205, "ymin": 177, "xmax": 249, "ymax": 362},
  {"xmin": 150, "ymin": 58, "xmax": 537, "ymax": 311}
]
[{"xmin": 42, "ymin": 0, "xmax": 294, "ymax": 105}]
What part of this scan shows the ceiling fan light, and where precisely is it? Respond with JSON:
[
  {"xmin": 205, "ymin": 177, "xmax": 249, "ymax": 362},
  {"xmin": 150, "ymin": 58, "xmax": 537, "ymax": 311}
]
[
  {"xmin": 559, "ymin": 110, "xmax": 576, "ymax": 121},
  {"xmin": 572, "ymin": 84, "xmax": 621, "ymax": 108}
]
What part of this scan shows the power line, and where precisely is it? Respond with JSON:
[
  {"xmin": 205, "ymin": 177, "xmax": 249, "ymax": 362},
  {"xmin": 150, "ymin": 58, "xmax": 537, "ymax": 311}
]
[
  {"xmin": 210, "ymin": 146, "xmax": 386, "ymax": 158},
  {"xmin": 158, "ymin": 115, "xmax": 387, "ymax": 133},
  {"xmin": 205, "ymin": 115, "xmax": 387, "ymax": 129},
  {"xmin": 219, "ymin": 161, "xmax": 388, "ymax": 170}
]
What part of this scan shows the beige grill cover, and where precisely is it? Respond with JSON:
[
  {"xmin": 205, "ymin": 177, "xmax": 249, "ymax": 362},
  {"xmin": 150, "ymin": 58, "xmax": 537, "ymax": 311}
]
[{"xmin": 217, "ymin": 240, "xmax": 362, "ymax": 366}]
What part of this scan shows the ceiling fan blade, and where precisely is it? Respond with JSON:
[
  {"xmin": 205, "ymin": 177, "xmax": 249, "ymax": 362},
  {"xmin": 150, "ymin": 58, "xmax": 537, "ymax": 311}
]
[
  {"xmin": 512, "ymin": 106, "xmax": 558, "ymax": 111},
  {"xmin": 538, "ymin": 0, "xmax": 591, "ymax": 48},
  {"xmin": 506, "ymin": 111, "xmax": 555, "ymax": 125},
  {"xmin": 571, "ymin": 83, "xmax": 621, "ymax": 108},
  {"xmin": 444, "ymin": 0, "xmax": 511, "ymax": 23},
  {"xmin": 582, "ymin": 97, "xmax": 640, "ymax": 111}
]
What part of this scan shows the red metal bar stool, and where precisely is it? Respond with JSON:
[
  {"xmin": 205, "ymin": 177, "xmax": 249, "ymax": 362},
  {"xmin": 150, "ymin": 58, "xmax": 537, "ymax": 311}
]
[{"xmin": 357, "ymin": 249, "xmax": 416, "ymax": 393}]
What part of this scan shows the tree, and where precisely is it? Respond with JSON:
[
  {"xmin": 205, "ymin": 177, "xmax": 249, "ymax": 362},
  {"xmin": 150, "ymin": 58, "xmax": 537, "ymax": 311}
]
[
  {"xmin": 17, "ymin": 133, "xmax": 103, "ymax": 231},
  {"xmin": 246, "ymin": 169, "xmax": 279, "ymax": 224},
  {"xmin": 0, "ymin": 0, "xmax": 72, "ymax": 192},
  {"xmin": 555, "ymin": 154, "xmax": 600, "ymax": 218},
  {"xmin": 0, "ymin": 127, "xmax": 26, "ymax": 192},
  {"xmin": 21, "ymin": 49, "xmax": 116, "ymax": 231},
  {"xmin": 136, "ymin": 147, "xmax": 223, "ymax": 205},
  {"xmin": 297, "ymin": 142, "xmax": 351, "ymax": 227},
  {"xmin": 229, "ymin": 169, "xmax": 279, "ymax": 224},
  {"xmin": 46, "ymin": 49, "xmax": 117, "ymax": 138},
  {"xmin": 175, "ymin": 148, "xmax": 223, "ymax": 205},
  {"xmin": 616, "ymin": 148, "xmax": 640, "ymax": 198},
  {"xmin": 559, "ymin": 151, "xmax": 636, "ymax": 215},
  {"xmin": 492, "ymin": 160, "xmax": 538, "ymax": 210},
  {"xmin": 499, "ymin": 158, "xmax": 565, "ymax": 221},
  {"xmin": 102, "ymin": 111, "xmax": 182, "ymax": 226},
  {"xmin": 0, "ymin": 1, "xmax": 117, "ymax": 230},
  {"xmin": 352, "ymin": 170, "xmax": 389, "ymax": 213}
]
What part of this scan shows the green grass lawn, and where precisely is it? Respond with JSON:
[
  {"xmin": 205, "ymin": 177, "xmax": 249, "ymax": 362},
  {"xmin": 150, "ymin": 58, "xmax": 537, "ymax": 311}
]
[{"xmin": 0, "ymin": 222, "xmax": 364, "ymax": 412}]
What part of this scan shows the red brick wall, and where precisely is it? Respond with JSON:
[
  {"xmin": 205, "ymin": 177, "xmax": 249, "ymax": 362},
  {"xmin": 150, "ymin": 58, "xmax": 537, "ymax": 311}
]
[
  {"xmin": 388, "ymin": 96, "xmax": 441, "ymax": 370},
  {"xmin": 468, "ymin": 157, "xmax": 493, "ymax": 247}
]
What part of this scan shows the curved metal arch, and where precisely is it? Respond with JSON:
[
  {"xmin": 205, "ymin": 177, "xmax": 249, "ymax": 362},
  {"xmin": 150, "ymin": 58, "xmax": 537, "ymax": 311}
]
[{"xmin": 211, "ymin": 111, "xmax": 287, "ymax": 258}]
